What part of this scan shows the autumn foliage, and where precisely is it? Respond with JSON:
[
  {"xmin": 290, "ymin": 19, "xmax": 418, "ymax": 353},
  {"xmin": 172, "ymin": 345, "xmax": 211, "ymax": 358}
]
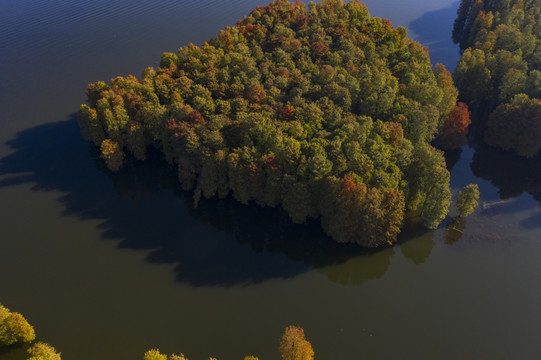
[
  {"xmin": 78, "ymin": 0, "xmax": 459, "ymax": 246},
  {"xmin": 140, "ymin": 326, "xmax": 314, "ymax": 360},
  {"xmin": 279, "ymin": 326, "xmax": 314, "ymax": 360},
  {"xmin": 1, "ymin": 304, "xmax": 61, "ymax": 360},
  {"xmin": 0, "ymin": 304, "xmax": 35, "ymax": 348},
  {"xmin": 0, "ymin": 312, "xmax": 35, "ymax": 346},
  {"xmin": 27, "ymin": 342, "xmax": 62, "ymax": 360},
  {"xmin": 100, "ymin": 139, "xmax": 125, "ymax": 171},
  {"xmin": 438, "ymin": 102, "xmax": 471, "ymax": 149}
]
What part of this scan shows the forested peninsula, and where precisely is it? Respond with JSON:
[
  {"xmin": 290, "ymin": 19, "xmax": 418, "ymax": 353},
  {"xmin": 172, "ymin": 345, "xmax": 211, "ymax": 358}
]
[
  {"xmin": 78, "ymin": 0, "xmax": 465, "ymax": 247},
  {"xmin": 453, "ymin": 0, "xmax": 541, "ymax": 157}
]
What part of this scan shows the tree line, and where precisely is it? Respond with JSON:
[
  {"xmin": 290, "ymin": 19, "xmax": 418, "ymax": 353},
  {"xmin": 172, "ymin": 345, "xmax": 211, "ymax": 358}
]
[
  {"xmin": 2, "ymin": 303, "xmax": 316, "ymax": 360},
  {"xmin": 453, "ymin": 0, "xmax": 541, "ymax": 157},
  {"xmin": 144, "ymin": 325, "xmax": 314, "ymax": 360}
]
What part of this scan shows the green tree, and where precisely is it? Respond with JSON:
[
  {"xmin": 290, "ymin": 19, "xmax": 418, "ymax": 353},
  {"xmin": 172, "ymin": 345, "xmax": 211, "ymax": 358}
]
[
  {"xmin": 169, "ymin": 355, "xmax": 189, "ymax": 360},
  {"xmin": 408, "ymin": 146, "xmax": 451, "ymax": 228},
  {"xmin": 499, "ymin": 68, "xmax": 527, "ymax": 102},
  {"xmin": 0, "ymin": 312, "xmax": 35, "ymax": 346},
  {"xmin": 27, "ymin": 342, "xmax": 62, "ymax": 360},
  {"xmin": 454, "ymin": 48, "xmax": 492, "ymax": 104},
  {"xmin": 281, "ymin": 174, "xmax": 314, "ymax": 224},
  {"xmin": 456, "ymin": 184, "xmax": 480, "ymax": 217},
  {"xmin": 0, "ymin": 305, "xmax": 9, "ymax": 324},
  {"xmin": 78, "ymin": 104, "xmax": 105, "ymax": 146},
  {"xmin": 434, "ymin": 63, "xmax": 459, "ymax": 119},
  {"xmin": 144, "ymin": 349, "xmax": 168, "ymax": 360}
]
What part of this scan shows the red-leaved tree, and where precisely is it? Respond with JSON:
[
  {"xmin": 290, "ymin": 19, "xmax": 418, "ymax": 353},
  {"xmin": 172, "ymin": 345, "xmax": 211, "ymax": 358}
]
[{"xmin": 438, "ymin": 102, "xmax": 471, "ymax": 149}]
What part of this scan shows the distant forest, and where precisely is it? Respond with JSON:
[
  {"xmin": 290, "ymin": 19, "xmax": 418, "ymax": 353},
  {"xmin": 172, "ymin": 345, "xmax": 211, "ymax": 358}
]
[
  {"xmin": 79, "ymin": 0, "xmax": 470, "ymax": 247},
  {"xmin": 453, "ymin": 0, "xmax": 541, "ymax": 157}
]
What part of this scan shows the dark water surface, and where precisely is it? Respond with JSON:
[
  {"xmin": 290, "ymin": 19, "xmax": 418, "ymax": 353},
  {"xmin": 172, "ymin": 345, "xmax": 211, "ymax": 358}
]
[{"xmin": 0, "ymin": 1, "xmax": 540, "ymax": 359}]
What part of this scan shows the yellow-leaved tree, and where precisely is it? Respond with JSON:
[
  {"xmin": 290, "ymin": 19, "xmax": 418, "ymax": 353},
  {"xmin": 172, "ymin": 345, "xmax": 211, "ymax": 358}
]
[
  {"xmin": 278, "ymin": 326, "xmax": 314, "ymax": 360},
  {"xmin": 0, "ymin": 304, "xmax": 35, "ymax": 347}
]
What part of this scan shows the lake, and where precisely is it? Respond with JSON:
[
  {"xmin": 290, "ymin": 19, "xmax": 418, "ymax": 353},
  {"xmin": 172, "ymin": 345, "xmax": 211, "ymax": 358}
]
[{"xmin": 1, "ymin": 1, "xmax": 540, "ymax": 359}]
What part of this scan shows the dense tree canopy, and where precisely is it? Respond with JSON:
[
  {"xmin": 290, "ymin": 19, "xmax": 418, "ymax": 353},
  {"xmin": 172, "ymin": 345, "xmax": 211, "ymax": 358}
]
[
  {"xmin": 27, "ymin": 342, "xmax": 62, "ymax": 360},
  {"xmin": 0, "ymin": 303, "xmax": 61, "ymax": 360},
  {"xmin": 453, "ymin": 0, "xmax": 541, "ymax": 157},
  {"xmin": 279, "ymin": 326, "xmax": 314, "ymax": 360},
  {"xmin": 0, "ymin": 304, "xmax": 35, "ymax": 347},
  {"xmin": 78, "ymin": 0, "xmax": 460, "ymax": 246},
  {"xmin": 485, "ymin": 96, "xmax": 541, "ymax": 157}
]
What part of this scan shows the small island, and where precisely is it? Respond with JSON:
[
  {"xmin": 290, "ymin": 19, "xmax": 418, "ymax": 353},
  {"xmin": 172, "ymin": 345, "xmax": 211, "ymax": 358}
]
[{"xmin": 78, "ymin": 0, "xmax": 465, "ymax": 247}]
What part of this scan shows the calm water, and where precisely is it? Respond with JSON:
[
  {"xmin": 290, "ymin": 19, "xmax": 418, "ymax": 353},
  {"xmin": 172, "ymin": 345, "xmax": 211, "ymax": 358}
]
[{"xmin": 1, "ymin": 1, "xmax": 540, "ymax": 359}]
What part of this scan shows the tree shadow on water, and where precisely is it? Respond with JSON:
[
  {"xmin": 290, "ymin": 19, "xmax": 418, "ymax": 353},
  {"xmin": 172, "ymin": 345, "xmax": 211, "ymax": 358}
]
[
  {"xmin": 0, "ymin": 117, "xmax": 396, "ymax": 287},
  {"xmin": 443, "ymin": 147, "xmax": 463, "ymax": 174}
]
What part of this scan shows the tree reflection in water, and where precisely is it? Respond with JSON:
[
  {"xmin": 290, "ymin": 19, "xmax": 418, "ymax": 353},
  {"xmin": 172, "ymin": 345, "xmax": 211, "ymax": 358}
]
[
  {"xmin": 443, "ymin": 217, "xmax": 466, "ymax": 245},
  {"xmin": 102, "ymin": 146, "xmax": 403, "ymax": 286},
  {"xmin": 399, "ymin": 219, "xmax": 435, "ymax": 265},
  {"xmin": 3, "ymin": 117, "xmax": 536, "ymax": 287},
  {"xmin": 471, "ymin": 143, "xmax": 541, "ymax": 203}
]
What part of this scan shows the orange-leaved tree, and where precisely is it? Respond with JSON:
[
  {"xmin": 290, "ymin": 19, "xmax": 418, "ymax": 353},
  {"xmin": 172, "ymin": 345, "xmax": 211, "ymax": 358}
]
[
  {"xmin": 279, "ymin": 325, "xmax": 314, "ymax": 360},
  {"xmin": 438, "ymin": 102, "xmax": 471, "ymax": 149}
]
